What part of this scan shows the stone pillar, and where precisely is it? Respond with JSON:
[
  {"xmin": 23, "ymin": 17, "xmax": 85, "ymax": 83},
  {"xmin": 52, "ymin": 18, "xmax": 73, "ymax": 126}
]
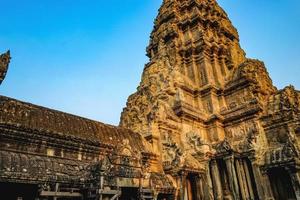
[
  {"xmin": 235, "ymin": 159, "xmax": 247, "ymax": 200},
  {"xmin": 211, "ymin": 53, "xmax": 221, "ymax": 86},
  {"xmin": 175, "ymin": 176, "xmax": 181, "ymax": 200},
  {"xmin": 195, "ymin": 174, "xmax": 204, "ymax": 200},
  {"xmin": 202, "ymin": 55, "xmax": 218, "ymax": 86},
  {"xmin": 192, "ymin": 55, "xmax": 201, "ymax": 86},
  {"xmin": 242, "ymin": 160, "xmax": 255, "ymax": 200},
  {"xmin": 224, "ymin": 156, "xmax": 240, "ymax": 200},
  {"xmin": 179, "ymin": 172, "xmax": 188, "ymax": 200},
  {"xmin": 204, "ymin": 163, "xmax": 215, "ymax": 200},
  {"xmin": 239, "ymin": 159, "xmax": 250, "ymax": 199},
  {"xmin": 260, "ymin": 168, "xmax": 275, "ymax": 200},
  {"xmin": 220, "ymin": 55, "xmax": 228, "ymax": 78},
  {"xmin": 210, "ymin": 160, "xmax": 223, "ymax": 200},
  {"xmin": 53, "ymin": 183, "xmax": 59, "ymax": 200},
  {"xmin": 248, "ymin": 162, "xmax": 266, "ymax": 200},
  {"xmin": 99, "ymin": 173, "xmax": 104, "ymax": 200},
  {"xmin": 288, "ymin": 170, "xmax": 300, "ymax": 200}
]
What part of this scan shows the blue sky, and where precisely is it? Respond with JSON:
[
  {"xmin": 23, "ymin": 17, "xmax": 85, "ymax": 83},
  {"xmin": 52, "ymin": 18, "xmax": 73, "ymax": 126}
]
[{"xmin": 0, "ymin": 0, "xmax": 299, "ymax": 125}]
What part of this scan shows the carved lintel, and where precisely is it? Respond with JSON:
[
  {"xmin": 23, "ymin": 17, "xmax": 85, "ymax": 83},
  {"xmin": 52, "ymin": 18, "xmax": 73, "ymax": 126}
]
[{"xmin": 214, "ymin": 139, "xmax": 232, "ymax": 155}]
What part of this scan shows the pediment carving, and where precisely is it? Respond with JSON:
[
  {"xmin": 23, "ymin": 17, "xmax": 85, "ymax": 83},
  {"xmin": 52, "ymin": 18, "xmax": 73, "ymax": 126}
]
[
  {"xmin": 214, "ymin": 139, "xmax": 232, "ymax": 155},
  {"xmin": 185, "ymin": 131, "xmax": 212, "ymax": 159},
  {"xmin": 162, "ymin": 133, "xmax": 184, "ymax": 170}
]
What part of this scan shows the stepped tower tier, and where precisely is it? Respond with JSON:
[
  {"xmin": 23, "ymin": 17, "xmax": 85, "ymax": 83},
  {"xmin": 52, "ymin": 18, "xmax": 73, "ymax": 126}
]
[{"xmin": 147, "ymin": 0, "xmax": 246, "ymax": 88}]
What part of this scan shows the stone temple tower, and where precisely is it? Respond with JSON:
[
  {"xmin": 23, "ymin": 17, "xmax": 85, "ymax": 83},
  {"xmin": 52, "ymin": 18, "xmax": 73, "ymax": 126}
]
[
  {"xmin": 121, "ymin": 0, "xmax": 247, "ymax": 153},
  {"xmin": 121, "ymin": 0, "xmax": 300, "ymax": 199},
  {"xmin": 0, "ymin": 0, "xmax": 299, "ymax": 200}
]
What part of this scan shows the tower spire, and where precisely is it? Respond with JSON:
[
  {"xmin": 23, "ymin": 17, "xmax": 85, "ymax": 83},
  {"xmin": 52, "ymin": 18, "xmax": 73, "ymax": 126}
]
[
  {"xmin": 0, "ymin": 50, "xmax": 11, "ymax": 85},
  {"xmin": 147, "ymin": 0, "xmax": 246, "ymax": 87}
]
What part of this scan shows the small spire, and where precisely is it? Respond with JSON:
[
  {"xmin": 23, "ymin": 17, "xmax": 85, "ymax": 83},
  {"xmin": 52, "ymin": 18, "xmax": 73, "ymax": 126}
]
[{"xmin": 0, "ymin": 50, "xmax": 11, "ymax": 85}]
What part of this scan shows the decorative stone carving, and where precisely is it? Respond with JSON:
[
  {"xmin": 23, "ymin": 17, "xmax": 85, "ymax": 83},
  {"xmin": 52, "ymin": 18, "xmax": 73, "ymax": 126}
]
[
  {"xmin": 0, "ymin": 0, "xmax": 300, "ymax": 199},
  {"xmin": 243, "ymin": 125, "xmax": 260, "ymax": 152},
  {"xmin": 265, "ymin": 141, "xmax": 298, "ymax": 165},
  {"xmin": 214, "ymin": 139, "xmax": 232, "ymax": 155},
  {"xmin": 282, "ymin": 141, "xmax": 298, "ymax": 159},
  {"xmin": 120, "ymin": 0, "xmax": 300, "ymax": 199},
  {"xmin": 229, "ymin": 59, "xmax": 276, "ymax": 95},
  {"xmin": 225, "ymin": 121, "xmax": 257, "ymax": 141},
  {"xmin": 0, "ymin": 150, "xmax": 90, "ymax": 182},
  {"xmin": 162, "ymin": 134, "xmax": 183, "ymax": 170},
  {"xmin": 185, "ymin": 131, "xmax": 212, "ymax": 159},
  {"xmin": 121, "ymin": 0, "xmax": 254, "ymax": 173}
]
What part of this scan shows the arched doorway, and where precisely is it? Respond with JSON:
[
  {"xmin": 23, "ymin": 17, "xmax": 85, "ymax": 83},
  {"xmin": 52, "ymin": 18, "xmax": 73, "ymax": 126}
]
[{"xmin": 268, "ymin": 167, "xmax": 297, "ymax": 200}]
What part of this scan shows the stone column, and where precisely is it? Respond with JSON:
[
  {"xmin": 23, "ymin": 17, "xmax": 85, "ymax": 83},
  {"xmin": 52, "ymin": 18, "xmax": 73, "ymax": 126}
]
[
  {"xmin": 195, "ymin": 174, "xmax": 204, "ymax": 200},
  {"xmin": 202, "ymin": 55, "xmax": 218, "ymax": 86},
  {"xmin": 211, "ymin": 53, "xmax": 221, "ymax": 86},
  {"xmin": 242, "ymin": 160, "xmax": 255, "ymax": 200},
  {"xmin": 179, "ymin": 172, "xmax": 188, "ymax": 200},
  {"xmin": 288, "ymin": 169, "xmax": 300, "ymax": 200},
  {"xmin": 210, "ymin": 160, "xmax": 223, "ymax": 200},
  {"xmin": 235, "ymin": 159, "xmax": 247, "ymax": 200},
  {"xmin": 204, "ymin": 163, "xmax": 215, "ymax": 200},
  {"xmin": 260, "ymin": 168, "xmax": 275, "ymax": 200},
  {"xmin": 192, "ymin": 54, "xmax": 201, "ymax": 86},
  {"xmin": 175, "ymin": 176, "xmax": 181, "ymax": 200},
  {"xmin": 220, "ymin": 55, "xmax": 228, "ymax": 78},
  {"xmin": 224, "ymin": 156, "xmax": 240, "ymax": 200},
  {"xmin": 248, "ymin": 162, "xmax": 266, "ymax": 200},
  {"xmin": 239, "ymin": 159, "xmax": 250, "ymax": 199}
]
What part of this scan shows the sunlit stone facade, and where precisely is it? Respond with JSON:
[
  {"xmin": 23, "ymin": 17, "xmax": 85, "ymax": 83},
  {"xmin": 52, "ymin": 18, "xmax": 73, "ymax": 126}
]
[
  {"xmin": 1, "ymin": 0, "xmax": 300, "ymax": 200},
  {"xmin": 121, "ymin": 0, "xmax": 300, "ymax": 199}
]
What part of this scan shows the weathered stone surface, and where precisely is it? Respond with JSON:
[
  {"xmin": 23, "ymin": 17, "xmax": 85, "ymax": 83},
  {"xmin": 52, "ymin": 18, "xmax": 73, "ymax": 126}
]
[
  {"xmin": 0, "ymin": 78, "xmax": 170, "ymax": 198},
  {"xmin": 1, "ymin": 0, "xmax": 300, "ymax": 199},
  {"xmin": 121, "ymin": 0, "xmax": 300, "ymax": 199}
]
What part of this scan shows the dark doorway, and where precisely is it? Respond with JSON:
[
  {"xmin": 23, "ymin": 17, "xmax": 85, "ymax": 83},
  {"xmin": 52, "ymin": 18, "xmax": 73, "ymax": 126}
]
[
  {"xmin": 0, "ymin": 182, "xmax": 39, "ymax": 200},
  {"xmin": 185, "ymin": 174, "xmax": 198, "ymax": 200},
  {"xmin": 268, "ymin": 167, "xmax": 297, "ymax": 200},
  {"xmin": 157, "ymin": 193, "xmax": 174, "ymax": 200},
  {"xmin": 216, "ymin": 159, "xmax": 231, "ymax": 197},
  {"xmin": 245, "ymin": 158, "xmax": 259, "ymax": 199},
  {"xmin": 119, "ymin": 187, "xmax": 138, "ymax": 200}
]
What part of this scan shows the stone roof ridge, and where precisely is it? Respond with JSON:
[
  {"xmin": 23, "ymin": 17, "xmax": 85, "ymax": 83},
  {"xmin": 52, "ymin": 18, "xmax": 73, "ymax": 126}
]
[
  {"xmin": 0, "ymin": 95, "xmax": 151, "ymax": 153},
  {"xmin": 279, "ymin": 85, "xmax": 299, "ymax": 92},
  {"xmin": 0, "ymin": 94, "xmax": 114, "ymax": 128}
]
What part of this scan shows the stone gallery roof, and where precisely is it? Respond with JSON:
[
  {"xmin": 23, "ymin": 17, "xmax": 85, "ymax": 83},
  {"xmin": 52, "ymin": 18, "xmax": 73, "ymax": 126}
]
[{"xmin": 0, "ymin": 95, "xmax": 146, "ymax": 152}]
